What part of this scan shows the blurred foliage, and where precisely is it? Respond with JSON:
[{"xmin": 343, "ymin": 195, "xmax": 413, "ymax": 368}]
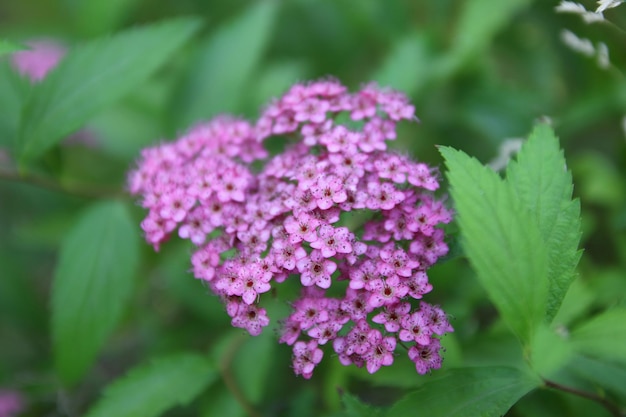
[{"xmin": 1, "ymin": 0, "xmax": 625, "ymax": 416}]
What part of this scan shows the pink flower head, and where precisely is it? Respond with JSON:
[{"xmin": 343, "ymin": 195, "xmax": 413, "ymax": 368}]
[
  {"xmin": 0, "ymin": 390, "xmax": 23, "ymax": 417},
  {"xmin": 128, "ymin": 78, "xmax": 454, "ymax": 378}
]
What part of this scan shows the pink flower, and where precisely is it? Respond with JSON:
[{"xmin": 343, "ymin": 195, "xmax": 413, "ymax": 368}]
[
  {"xmin": 272, "ymin": 239, "xmax": 307, "ymax": 270},
  {"xmin": 372, "ymin": 302, "xmax": 411, "ymax": 332},
  {"xmin": 294, "ymin": 98, "xmax": 329, "ymax": 123},
  {"xmin": 311, "ymin": 175, "xmax": 347, "ymax": 210},
  {"xmin": 310, "ymin": 225, "xmax": 353, "ymax": 258},
  {"xmin": 129, "ymin": 78, "xmax": 454, "ymax": 378},
  {"xmin": 364, "ymin": 329, "xmax": 396, "ymax": 374},
  {"xmin": 292, "ymin": 340, "xmax": 324, "ymax": 379},
  {"xmin": 0, "ymin": 390, "xmax": 23, "ymax": 417},
  {"xmin": 399, "ymin": 310, "xmax": 433, "ymax": 346},
  {"xmin": 297, "ymin": 250, "xmax": 337, "ymax": 289},
  {"xmin": 239, "ymin": 263, "xmax": 272, "ymax": 305},
  {"xmin": 284, "ymin": 213, "xmax": 320, "ymax": 243},
  {"xmin": 11, "ymin": 39, "xmax": 66, "ymax": 81},
  {"xmin": 231, "ymin": 304, "xmax": 270, "ymax": 336},
  {"xmin": 408, "ymin": 339, "xmax": 443, "ymax": 374}
]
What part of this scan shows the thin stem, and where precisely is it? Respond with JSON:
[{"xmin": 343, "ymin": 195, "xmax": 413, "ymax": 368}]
[
  {"xmin": 543, "ymin": 378, "xmax": 624, "ymax": 417},
  {"xmin": 0, "ymin": 168, "xmax": 126, "ymax": 200},
  {"xmin": 218, "ymin": 334, "xmax": 263, "ymax": 417}
]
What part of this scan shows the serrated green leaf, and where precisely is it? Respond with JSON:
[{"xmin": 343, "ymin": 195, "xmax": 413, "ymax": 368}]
[
  {"xmin": 440, "ymin": 146, "xmax": 549, "ymax": 345},
  {"xmin": 17, "ymin": 17, "xmax": 201, "ymax": 163},
  {"xmin": 52, "ymin": 201, "xmax": 140, "ymax": 385},
  {"xmin": 172, "ymin": 1, "xmax": 277, "ymax": 129},
  {"xmin": 570, "ymin": 308, "xmax": 626, "ymax": 364},
  {"xmin": 340, "ymin": 392, "xmax": 383, "ymax": 417},
  {"xmin": 0, "ymin": 39, "xmax": 26, "ymax": 57},
  {"xmin": 386, "ymin": 367, "xmax": 540, "ymax": 417},
  {"xmin": 506, "ymin": 124, "xmax": 582, "ymax": 322},
  {"xmin": 372, "ymin": 31, "xmax": 432, "ymax": 96},
  {"xmin": 84, "ymin": 353, "xmax": 216, "ymax": 417}
]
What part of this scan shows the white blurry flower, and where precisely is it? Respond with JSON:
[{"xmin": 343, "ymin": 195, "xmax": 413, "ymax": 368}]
[
  {"xmin": 556, "ymin": 1, "xmax": 587, "ymax": 13},
  {"xmin": 488, "ymin": 138, "xmax": 524, "ymax": 172},
  {"xmin": 561, "ymin": 30, "xmax": 596, "ymax": 57},
  {"xmin": 555, "ymin": 1, "xmax": 605, "ymax": 23},
  {"xmin": 596, "ymin": 42, "xmax": 610, "ymax": 68},
  {"xmin": 596, "ymin": 0, "xmax": 624, "ymax": 13}
]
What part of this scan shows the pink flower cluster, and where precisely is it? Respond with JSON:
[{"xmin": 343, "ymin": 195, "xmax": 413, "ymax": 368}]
[
  {"xmin": 129, "ymin": 79, "xmax": 453, "ymax": 378},
  {"xmin": 0, "ymin": 390, "xmax": 23, "ymax": 417},
  {"xmin": 10, "ymin": 39, "xmax": 66, "ymax": 82}
]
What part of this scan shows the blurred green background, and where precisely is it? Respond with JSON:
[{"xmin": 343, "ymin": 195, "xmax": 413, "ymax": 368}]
[{"xmin": 1, "ymin": 0, "xmax": 625, "ymax": 416}]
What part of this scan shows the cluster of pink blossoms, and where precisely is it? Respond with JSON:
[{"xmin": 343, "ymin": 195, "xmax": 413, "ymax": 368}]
[
  {"xmin": 0, "ymin": 390, "xmax": 23, "ymax": 417},
  {"xmin": 10, "ymin": 39, "xmax": 66, "ymax": 82},
  {"xmin": 128, "ymin": 79, "xmax": 453, "ymax": 378}
]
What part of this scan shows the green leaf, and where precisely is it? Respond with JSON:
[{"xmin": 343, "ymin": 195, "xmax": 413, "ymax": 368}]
[
  {"xmin": 386, "ymin": 367, "xmax": 540, "ymax": 417},
  {"xmin": 440, "ymin": 146, "xmax": 549, "ymax": 345},
  {"xmin": 17, "ymin": 17, "xmax": 201, "ymax": 163},
  {"xmin": 0, "ymin": 61, "xmax": 30, "ymax": 150},
  {"xmin": 552, "ymin": 277, "xmax": 594, "ymax": 327},
  {"xmin": 570, "ymin": 308, "xmax": 626, "ymax": 364},
  {"xmin": 0, "ymin": 39, "xmax": 26, "ymax": 57},
  {"xmin": 372, "ymin": 31, "xmax": 433, "ymax": 96},
  {"xmin": 506, "ymin": 124, "xmax": 582, "ymax": 321},
  {"xmin": 442, "ymin": 0, "xmax": 531, "ymax": 75},
  {"xmin": 171, "ymin": 1, "xmax": 277, "ymax": 130},
  {"xmin": 52, "ymin": 201, "xmax": 140, "ymax": 385},
  {"xmin": 84, "ymin": 353, "xmax": 216, "ymax": 417},
  {"xmin": 529, "ymin": 324, "xmax": 572, "ymax": 378},
  {"xmin": 340, "ymin": 392, "xmax": 383, "ymax": 417},
  {"xmin": 567, "ymin": 354, "xmax": 626, "ymax": 399},
  {"xmin": 232, "ymin": 329, "xmax": 276, "ymax": 403},
  {"xmin": 65, "ymin": 0, "xmax": 142, "ymax": 36}
]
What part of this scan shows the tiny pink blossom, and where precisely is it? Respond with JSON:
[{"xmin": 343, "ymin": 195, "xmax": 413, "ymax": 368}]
[
  {"xmin": 297, "ymin": 250, "xmax": 337, "ymax": 289},
  {"xmin": 292, "ymin": 340, "xmax": 324, "ymax": 379},
  {"xmin": 372, "ymin": 302, "xmax": 411, "ymax": 332},
  {"xmin": 239, "ymin": 263, "xmax": 272, "ymax": 304},
  {"xmin": 399, "ymin": 310, "xmax": 433, "ymax": 346},
  {"xmin": 310, "ymin": 225, "xmax": 353, "ymax": 258},
  {"xmin": 231, "ymin": 304, "xmax": 270, "ymax": 336},
  {"xmin": 311, "ymin": 175, "xmax": 347, "ymax": 210},
  {"xmin": 364, "ymin": 329, "xmax": 396, "ymax": 374},
  {"xmin": 408, "ymin": 338, "xmax": 443, "ymax": 374}
]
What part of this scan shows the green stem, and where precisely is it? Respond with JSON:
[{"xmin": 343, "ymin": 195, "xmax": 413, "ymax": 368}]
[
  {"xmin": 218, "ymin": 334, "xmax": 263, "ymax": 417},
  {"xmin": 543, "ymin": 378, "xmax": 624, "ymax": 417}
]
